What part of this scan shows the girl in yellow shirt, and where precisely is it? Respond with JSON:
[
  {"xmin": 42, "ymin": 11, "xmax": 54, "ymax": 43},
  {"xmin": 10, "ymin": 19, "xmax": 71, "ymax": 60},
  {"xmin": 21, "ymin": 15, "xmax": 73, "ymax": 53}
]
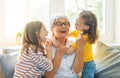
[{"xmin": 67, "ymin": 10, "xmax": 98, "ymax": 78}]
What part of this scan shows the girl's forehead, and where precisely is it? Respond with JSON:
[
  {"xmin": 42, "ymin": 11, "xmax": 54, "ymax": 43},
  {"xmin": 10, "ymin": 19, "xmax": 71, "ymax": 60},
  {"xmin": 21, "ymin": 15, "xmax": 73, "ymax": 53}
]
[
  {"xmin": 40, "ymin": 25, "xmax": 45, "ymax": 30},
  {"xmin": 76, "ymin": 17, "xmax": 84, "ymax": 21}
]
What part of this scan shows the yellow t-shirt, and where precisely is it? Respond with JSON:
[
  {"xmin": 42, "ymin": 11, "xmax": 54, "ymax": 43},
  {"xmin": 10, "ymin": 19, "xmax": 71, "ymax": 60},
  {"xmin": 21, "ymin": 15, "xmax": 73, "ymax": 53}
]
[{"xmin": 69, "ymin": 30, "xmax": 93, "ymax": 62}]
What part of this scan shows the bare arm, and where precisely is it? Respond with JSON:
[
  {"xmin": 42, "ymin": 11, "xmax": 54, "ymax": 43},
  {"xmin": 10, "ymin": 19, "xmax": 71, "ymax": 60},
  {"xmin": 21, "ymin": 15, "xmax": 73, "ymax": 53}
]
[
  {"xmin": 44, "ymin": 44, "xmax": 67, "ymax": 78},
  {"xmin": 72, "ymin": 35, "xmax": 85, "ymax": 74}
]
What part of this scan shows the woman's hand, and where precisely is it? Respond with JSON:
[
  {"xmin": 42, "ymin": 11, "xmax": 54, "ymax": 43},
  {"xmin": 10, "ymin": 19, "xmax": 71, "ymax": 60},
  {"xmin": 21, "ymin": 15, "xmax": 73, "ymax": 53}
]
[
  {"xmin": 56, "ymin": 44, "xmax": 67, "ymax": 57},
  {"xmin": 43, "ymin": 44, "xmax": 67, "ymax": 78}
]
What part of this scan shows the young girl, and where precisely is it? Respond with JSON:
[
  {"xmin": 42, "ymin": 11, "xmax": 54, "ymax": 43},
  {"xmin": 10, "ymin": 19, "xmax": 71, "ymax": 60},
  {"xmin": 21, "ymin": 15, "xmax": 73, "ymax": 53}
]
[
  {"xmin": 14, "ymin": 21, "xmax": 53, "ymax": 78},
  {"xmin": 67, "ymin": 10, "xmax": 98, "ymax": 78}
]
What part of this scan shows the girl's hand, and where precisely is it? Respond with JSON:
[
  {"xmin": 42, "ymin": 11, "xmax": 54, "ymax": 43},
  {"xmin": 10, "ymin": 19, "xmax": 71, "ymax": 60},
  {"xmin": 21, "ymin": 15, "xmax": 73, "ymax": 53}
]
[
  {"xmin": 44, "ymin": 40, "xmax": 52, "ymax": 61},
  {"xmin": 44, "ymin": 40, "xmax": 52, "ymax": 52},
  {"xmin": 51, "ymin": 35, "xmax": 59, "ymax": 47},
  {"xmin": 66, "ymin": 46, "xmax": 75, "ymax": 54},
  {"xmin": 46, "ymin": 39, "xmax": 53, "ymax": 46}
]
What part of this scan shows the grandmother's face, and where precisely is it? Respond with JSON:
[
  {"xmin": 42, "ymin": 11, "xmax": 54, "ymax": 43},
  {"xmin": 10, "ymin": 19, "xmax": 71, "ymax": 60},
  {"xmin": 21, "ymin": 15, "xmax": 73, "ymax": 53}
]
[{"xmin": 52, "ymin": 18, "xmax": 70, "ymax": 38}]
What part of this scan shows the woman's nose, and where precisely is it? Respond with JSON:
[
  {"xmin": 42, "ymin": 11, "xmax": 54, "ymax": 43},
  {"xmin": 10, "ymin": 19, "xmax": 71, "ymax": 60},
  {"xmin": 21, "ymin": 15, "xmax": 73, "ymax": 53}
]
[{"xmin": 61, "ymin": 24, "xmax": 66, "ymax": 27}]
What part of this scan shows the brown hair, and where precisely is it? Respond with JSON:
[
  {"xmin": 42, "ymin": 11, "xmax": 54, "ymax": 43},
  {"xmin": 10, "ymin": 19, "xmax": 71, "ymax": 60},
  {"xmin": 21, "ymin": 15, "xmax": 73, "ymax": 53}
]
[
  {"xmin": 22, "ymin": 21, "xmax": 45, "ymax": 54},
  {"xmin": 79, "ymin": 10, "xmax": 98, "ymax": 43}
]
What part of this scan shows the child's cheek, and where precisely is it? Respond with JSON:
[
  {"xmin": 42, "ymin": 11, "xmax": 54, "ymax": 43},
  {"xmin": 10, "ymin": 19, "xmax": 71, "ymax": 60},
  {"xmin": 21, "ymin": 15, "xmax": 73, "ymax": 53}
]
[{"xmin": 76, "ymin": 26, "xmax": 80, "ymax": 30}]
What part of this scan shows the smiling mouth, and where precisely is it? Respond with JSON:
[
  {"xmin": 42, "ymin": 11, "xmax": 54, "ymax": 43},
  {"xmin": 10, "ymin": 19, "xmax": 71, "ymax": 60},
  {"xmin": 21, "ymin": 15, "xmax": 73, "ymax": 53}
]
[{"xmin": 60, "ymin": 30, "xmax": 66, "ymax": 33}]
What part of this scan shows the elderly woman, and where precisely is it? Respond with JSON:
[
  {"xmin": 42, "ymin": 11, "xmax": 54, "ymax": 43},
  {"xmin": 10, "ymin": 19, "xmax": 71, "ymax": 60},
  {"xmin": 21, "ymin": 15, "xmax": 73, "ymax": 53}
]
[{"xmin": 44, "ymin": 14, "xmax": 85, "ymax": 78}]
